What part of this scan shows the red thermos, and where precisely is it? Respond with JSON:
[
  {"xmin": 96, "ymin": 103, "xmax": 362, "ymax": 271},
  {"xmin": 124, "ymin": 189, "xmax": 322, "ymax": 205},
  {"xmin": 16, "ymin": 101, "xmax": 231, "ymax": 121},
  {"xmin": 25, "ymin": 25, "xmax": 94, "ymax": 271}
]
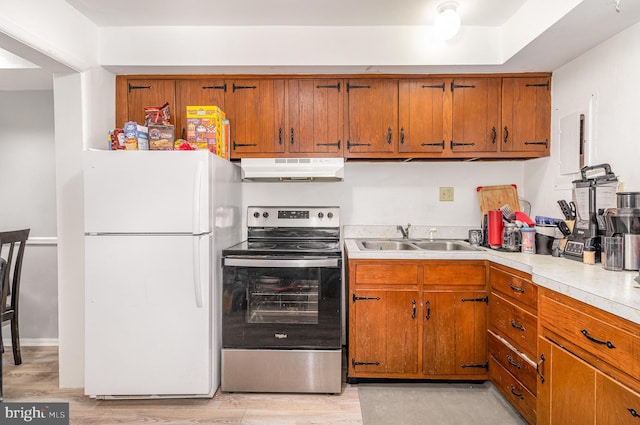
[{"xmin": 488, "ymin": 210, "xmax": 504, "ymax": 248}]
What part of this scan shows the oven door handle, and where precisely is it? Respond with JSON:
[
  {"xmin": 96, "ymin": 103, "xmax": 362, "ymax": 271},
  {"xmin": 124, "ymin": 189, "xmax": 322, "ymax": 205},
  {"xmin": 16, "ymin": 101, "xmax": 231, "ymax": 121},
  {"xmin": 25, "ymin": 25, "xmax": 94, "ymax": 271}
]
[{"xmin": 224, "ymin": 257, "xmax": 340, "ymax": 268}]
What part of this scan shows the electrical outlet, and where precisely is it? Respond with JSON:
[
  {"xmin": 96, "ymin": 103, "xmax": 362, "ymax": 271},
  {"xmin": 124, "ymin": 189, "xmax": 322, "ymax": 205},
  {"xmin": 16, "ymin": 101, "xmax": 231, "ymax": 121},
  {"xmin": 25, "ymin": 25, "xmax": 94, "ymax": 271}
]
[{"xmin": 439, "ymin": 187, "xmax": 454, "ymax": 202}]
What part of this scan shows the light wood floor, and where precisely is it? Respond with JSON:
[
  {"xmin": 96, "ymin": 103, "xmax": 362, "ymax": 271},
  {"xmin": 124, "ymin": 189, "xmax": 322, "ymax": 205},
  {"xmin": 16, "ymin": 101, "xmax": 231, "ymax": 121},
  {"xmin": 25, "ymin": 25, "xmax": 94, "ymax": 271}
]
[{"xmin": 2, "ymin": 347, "xmax": 363, "ymax": 425}]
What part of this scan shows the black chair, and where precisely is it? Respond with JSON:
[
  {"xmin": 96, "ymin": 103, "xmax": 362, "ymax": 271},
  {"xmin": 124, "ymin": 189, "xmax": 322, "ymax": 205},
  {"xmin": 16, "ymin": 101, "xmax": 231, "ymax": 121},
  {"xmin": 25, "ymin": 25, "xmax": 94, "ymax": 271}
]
[{"xmin": 0, "ymin": 229, "xmax": 30, "ymax": 365}]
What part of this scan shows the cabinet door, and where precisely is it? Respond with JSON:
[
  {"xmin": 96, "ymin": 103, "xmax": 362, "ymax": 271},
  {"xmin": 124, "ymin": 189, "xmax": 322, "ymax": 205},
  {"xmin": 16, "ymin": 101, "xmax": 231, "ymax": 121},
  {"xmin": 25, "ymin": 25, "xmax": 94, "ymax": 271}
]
[
  {"xmin": 398, "ymin": 79, "xmax": 448, "ymax": 155},
  {"xmin": 422, "ymin": 291, "xmax": 487, "ymax": 376},
  {"xmin": 350, "ymin": 289, "xmax": 419, "ymax": 375},
  {"xmin": 597, "ymin": 373, "xmax": 640, "ymax": 425},
  {"xmin": 225, "ymin": 79, "xmax": 286, "ymax": 158},
  {"xmin": 124, "ymin": 79, "xmax": 176, "ymax": 127},
  {"xmin": 345, "ymin": 79, "xmax": 398, "ymax": 156},
  {"xmin": 450, "ymin": 78, "xmax": 500, "ymax": 153},
  {"xmin": 287, "ymin": 79, "xmax": 343, "ymax": 156},
  {"xmin": 538, "ymin": 337, "xmax": 596, "ymax": 425},
  {"xmin": 501, "ymin": 77, "xmax": 551, "ymax": 154},
  {"xmin": 175, "ymin": 79, "xmax": 227, "ymax": 140}
]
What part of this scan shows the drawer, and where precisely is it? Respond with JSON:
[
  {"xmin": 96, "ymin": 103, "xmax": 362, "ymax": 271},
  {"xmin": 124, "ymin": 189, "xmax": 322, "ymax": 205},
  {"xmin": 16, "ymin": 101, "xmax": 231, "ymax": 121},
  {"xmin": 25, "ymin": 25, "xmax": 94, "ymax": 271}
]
[
  {"xmin": 489, "ymin": 292, "xmax": 537, "ymax": 359},
  {"xmin": 540, "ymin": 294, "xmax": 640, "ymax": 380},
  {"xmin": 489, "ymin": 356, "xmax": 536, "ymax": 425},
  {"xmin": 423, "ymin": 263, "xmax": 486, "ymax": 286},
  {"xmin": 597, "ymin": 372, "xmax": 640, "ymax": 425},
  {"xmin": 353, "ymin": 263, "xmax": 419, "ymax": 285},
  {"xmin": 489, "ymin": 266, "xmax": 537, "ymax": 312},
  {"xmin": 488, "ymin": 331, "xmax": 537, "ymax": 394}
]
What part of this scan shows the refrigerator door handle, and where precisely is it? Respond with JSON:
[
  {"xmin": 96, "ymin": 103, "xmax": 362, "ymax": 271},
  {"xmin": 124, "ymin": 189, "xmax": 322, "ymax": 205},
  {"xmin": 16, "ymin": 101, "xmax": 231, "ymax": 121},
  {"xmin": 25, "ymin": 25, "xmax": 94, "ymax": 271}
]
[
  {"xmin": 193, "ymin": 236, "xmax": 204, "ymax": 308},
  {"xmin": 193, "ymin": 160, "xmax": 204, "ymax": 235}
]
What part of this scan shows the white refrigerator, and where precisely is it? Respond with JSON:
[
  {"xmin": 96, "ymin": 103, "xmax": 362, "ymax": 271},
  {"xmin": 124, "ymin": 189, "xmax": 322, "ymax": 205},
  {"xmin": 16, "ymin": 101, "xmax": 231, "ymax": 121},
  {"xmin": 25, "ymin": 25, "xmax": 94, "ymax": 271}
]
[{"xmin": 83, "ymin": 150, "xmax": 242, "ymax": 398}]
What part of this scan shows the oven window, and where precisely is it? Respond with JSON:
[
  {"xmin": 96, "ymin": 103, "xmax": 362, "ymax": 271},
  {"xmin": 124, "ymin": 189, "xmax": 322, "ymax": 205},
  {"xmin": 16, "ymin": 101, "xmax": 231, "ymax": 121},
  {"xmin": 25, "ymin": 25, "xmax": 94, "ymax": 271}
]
[{"xmin": 248, "ymin": 274, "xmax": 320, "ymax": 324}]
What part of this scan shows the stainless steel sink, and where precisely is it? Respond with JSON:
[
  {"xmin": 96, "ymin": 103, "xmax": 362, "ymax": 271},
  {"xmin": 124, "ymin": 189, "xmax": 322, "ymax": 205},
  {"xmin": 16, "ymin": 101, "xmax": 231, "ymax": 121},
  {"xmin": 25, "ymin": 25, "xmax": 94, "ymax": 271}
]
[
  {"xmin": 355, "ymin": 239, "xmax": 480, "ymax": 252},
  {"xmin": 357, "ymin": 240, "xmax": 420, "ymax": 251},
  {"xmin": 413, "ymin": 241, "xmax": 478, "ymax": 251}
]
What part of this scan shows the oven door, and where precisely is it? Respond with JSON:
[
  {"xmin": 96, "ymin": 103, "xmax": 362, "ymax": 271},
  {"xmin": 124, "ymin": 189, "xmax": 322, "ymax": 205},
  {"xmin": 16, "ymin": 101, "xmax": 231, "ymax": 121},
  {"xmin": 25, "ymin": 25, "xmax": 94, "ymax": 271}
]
[{"xmin": 222, "ymin": 256, "xmax": 341, "ymax": 349}]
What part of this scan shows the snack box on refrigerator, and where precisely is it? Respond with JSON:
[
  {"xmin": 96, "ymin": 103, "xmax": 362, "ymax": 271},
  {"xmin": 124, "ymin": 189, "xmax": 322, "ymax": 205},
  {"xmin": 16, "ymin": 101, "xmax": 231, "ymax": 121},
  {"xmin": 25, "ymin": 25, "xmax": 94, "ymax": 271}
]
[
  {"xmin": 185, "ymin": 105, "xmax": 225, "ymax": 155},
  {"xmin": 148, "ymin": 124, "xmax": 175, "ymax": 150},
  {"xmin": 123, "ymin": 121, "xmax": 149, "ymax": 150}
]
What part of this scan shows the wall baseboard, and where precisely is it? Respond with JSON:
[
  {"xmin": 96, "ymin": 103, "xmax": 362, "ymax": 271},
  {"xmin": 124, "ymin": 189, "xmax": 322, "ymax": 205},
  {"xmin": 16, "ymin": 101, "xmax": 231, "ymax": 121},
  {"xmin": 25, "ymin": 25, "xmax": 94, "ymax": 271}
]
[{"xmin": 2, "ymin": 338, "xmax": 59, "ymax": 347}]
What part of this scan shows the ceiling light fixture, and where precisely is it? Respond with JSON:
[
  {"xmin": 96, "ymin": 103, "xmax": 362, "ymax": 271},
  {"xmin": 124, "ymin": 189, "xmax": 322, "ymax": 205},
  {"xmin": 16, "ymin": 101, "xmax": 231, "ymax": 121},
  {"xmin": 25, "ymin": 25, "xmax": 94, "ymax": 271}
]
[{"xmin": 434, "ymin": 1, "xmax": 461, "ymax": 41}]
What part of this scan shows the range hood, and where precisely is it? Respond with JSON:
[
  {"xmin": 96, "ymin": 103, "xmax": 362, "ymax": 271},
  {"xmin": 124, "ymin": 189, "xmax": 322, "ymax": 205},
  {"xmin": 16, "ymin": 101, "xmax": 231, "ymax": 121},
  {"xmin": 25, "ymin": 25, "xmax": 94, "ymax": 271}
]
[{"xmin": 241, "ymin": 158, "xmax": 344, "ymax": 182}]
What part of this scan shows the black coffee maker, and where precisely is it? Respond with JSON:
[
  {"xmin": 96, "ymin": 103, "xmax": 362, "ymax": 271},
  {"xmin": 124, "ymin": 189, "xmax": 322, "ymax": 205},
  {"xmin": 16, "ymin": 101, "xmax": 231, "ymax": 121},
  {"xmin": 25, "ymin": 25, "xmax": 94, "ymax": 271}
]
[{"xmin": 564, "ymin": 164, "xmax": 618, "ymax": 262}]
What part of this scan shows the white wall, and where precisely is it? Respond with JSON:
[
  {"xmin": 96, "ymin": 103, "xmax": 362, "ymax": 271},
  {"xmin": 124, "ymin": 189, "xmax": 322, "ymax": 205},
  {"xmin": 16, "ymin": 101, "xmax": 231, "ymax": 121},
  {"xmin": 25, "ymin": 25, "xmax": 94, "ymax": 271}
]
[
  {"xmin": 243, "ymin": 161, "xmax": 525, "ymax": 230},
  {"xmin": 524, "ymin": 20, "xmax": 640, "ymax": 219},
  {"xmin": 0, "ymin": 90, "xmax": 58, "ymax": 343}
]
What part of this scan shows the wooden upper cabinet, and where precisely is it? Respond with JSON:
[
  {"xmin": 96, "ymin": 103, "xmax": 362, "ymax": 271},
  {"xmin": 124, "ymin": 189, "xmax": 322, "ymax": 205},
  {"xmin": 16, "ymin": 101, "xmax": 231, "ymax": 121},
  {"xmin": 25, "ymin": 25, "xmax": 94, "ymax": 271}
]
[
  {"xmin": 450, "ymin": 77, "xmax": 501, "ymax": 154},
  {"xmin": 117, "ymin": 78, "xmax": 176, "ymax": 128},
  {"xmin": 175, "ymin": 79, "xmax": 227, "ymax": 140},
  {"xmin": 398, "ymin": 79, "xmax": 449, "ymax": 155},
  {"xmin": 225, "ymin": 79, "xmax": 286, "ymax": 158},
  {"xmin": 287, "ymin": 79, "xmax": 344, "ymax": 156},
  {"xmin": 501, "ymin": 77, "xmax": 551, "ymax": 155},
  {"xmin": 345, "ymin": 79, "xmax": 398, "ymax": 157}
]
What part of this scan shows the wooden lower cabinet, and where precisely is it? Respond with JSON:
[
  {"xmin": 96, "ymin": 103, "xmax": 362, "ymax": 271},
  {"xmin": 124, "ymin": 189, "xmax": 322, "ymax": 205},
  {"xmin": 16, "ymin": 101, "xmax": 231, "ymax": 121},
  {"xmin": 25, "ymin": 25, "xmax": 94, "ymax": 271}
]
[
  {"xmin": 347, "ymin": 259, "xmax": 487, "ymax": 381},
  {"xmin": 423, "ymin": 290, "xmax": 488, "ymax": 377},
  {"xmin": 489, "ymin": 356, "xmax": 537, "ymax": 425},
  {"xmin": 538, "ymin": 288, "xmax": 640, "ymax": 424},
  {"xmin": 350, "ymin": 288, "xmax": 419, "ymax": 375}
]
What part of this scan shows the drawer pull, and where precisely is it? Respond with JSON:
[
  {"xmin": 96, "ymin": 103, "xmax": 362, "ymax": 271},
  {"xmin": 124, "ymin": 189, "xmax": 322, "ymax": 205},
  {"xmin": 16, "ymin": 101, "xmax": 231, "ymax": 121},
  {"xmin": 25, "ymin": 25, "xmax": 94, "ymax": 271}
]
[
  {"xmin": 509, "ymin": 283, "xmax": 525, "ymax": 293},
  {"xmin": 581, "ymin": 329, "xmax": 616, "ymax": 349},
  {"xmin": 509, "ymin": 385, "xmax": 525, "ymax": 400},
  {"xmin": 510, "ymin": 320, "xmax": 525, "ymax": 331},
  {"xmin": 506, "ymin": 354, "xmax": 521, "ymax": 369},
  {"xmin": 628, "ymin": 408, "xmax": 640, "ymax": 418}
]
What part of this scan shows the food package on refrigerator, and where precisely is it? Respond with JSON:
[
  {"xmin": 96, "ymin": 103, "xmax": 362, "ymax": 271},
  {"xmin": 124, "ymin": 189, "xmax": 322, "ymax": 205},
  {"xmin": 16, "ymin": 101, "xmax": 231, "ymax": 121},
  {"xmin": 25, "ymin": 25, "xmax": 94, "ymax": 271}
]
[
  {"xmin": 185, "ymin": 105, "xmax": 226, "ymax": 155},
  {"xmin": 123, "ymin": 121, "xmax": 149, "ymax": 150},
  {"xmin": 148, "ymin": 124, "xmax": 175, "ymax": 150}
]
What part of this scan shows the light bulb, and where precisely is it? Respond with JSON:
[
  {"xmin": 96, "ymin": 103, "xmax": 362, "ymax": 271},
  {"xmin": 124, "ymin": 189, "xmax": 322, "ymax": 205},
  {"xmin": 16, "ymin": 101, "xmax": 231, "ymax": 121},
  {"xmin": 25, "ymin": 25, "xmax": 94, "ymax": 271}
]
[{"xmin": 434, "ymin": 2, "xmax": 461, "ymax": 41}]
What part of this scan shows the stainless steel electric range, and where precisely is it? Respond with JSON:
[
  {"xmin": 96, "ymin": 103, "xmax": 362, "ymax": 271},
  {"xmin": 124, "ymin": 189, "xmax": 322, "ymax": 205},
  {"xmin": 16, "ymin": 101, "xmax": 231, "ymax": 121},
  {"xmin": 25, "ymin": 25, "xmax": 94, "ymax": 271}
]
[{"xmin": 221, "ymin": 206, "xmax": 342, "ymax": 394}]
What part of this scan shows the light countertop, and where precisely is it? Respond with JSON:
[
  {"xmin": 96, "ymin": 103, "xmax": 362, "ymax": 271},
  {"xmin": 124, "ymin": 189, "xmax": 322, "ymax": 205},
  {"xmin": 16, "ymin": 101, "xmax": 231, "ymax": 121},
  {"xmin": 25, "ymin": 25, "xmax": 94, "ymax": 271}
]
[{"xmin": 343, "ymin": 226, "xmax": 640, "ymax": 326}]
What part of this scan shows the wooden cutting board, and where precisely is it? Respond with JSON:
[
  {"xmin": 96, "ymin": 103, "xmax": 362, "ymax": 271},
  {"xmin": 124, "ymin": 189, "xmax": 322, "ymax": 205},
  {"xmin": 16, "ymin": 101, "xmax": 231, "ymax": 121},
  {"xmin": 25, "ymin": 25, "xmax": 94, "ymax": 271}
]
[{"xmin": 477, "ymin": 184, "xmax": 520, "ymax": 221}]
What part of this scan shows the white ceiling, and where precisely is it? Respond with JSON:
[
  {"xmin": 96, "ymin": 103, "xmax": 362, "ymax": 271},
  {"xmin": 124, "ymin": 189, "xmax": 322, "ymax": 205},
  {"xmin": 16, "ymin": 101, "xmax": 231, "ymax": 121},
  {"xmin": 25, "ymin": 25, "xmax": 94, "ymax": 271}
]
[
  {"xmin": 64, "ymin": 0, "xmax": 526, "ymax": 27},
  {"xmin": 2, "ymin": 0, "xmax": 640, "ymax": 90}
]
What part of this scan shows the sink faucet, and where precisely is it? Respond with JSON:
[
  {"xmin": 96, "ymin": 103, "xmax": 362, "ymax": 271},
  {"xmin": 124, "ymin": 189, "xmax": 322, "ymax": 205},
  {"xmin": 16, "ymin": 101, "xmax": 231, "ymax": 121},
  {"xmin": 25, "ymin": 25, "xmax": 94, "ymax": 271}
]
[
  {"xmin": 397, "ymin": 223, "xmax": 411, "ymax": 239},
  {"xmin": 428, "ymin": 227, "xmax": 437, "ymax": 241}
]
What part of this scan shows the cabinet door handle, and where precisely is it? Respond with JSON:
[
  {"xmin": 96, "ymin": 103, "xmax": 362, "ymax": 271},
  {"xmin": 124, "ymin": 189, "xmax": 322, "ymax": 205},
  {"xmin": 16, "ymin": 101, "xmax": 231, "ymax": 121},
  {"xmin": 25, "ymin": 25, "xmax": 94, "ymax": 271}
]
[
  {"xmin": 400, "ymin": 127, "xmax": 405, "ymax": 144},
  {"xmin": 411, "ymin": 300, "xmax": 416, "ymax": 319},
  {"xmin": 536, "ymin": 353, "xmax": 546, "ymax": 384},
  {"xmin": 290, "ymin": 128, "xmax": 295, "ymax": 145},
  {"xmin": 628, "ymin": 408, "xmax": 640, "ymax": 418},
  {"xmin": 387, "ymin": 127, "xmax": 392, "ymax": 144},
  {"xmin": 581, "ymin": 329, "xmax": 616, "ymax": 349},
  {"xmin": 491, "ymin": 126, "xmax": 497, "ymax": 144},
  {"xmin": 506, "ymin": 355, "xmax": 521, "ymax": 369},
  {"xmin": 278, "ymin": 128, "xmax": 283, "ymax": 145},
  {"xmin": 509, "ymin": 283, "xmax": 525, "ymax": 293},
  {"xmin": 425, "ymin": 300, "xmax": 431, "ymax": 320},
  {"xmin": 504, "ymin": 126, "xmax": 509, "ymax": 143},
  {"xmin": 510, "ymin": 320, "xmax": 525, "ymax": 331},
  {"xmin": 509, "ymin": 385, "xmax": 525, "ymax": 400}
]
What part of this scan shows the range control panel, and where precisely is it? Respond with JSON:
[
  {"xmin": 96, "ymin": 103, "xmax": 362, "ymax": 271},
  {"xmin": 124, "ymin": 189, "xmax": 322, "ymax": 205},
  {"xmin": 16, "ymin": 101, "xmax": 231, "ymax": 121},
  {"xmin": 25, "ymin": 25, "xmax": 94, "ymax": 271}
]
[{"xmin": 247, "ymin": 206, "xmax": 340, "ymax": 228}]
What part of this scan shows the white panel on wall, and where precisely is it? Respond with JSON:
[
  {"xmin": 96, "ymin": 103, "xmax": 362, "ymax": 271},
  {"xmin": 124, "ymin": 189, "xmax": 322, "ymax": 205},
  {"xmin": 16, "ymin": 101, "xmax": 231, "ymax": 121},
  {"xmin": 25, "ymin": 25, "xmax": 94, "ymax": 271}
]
[{"xmin": 559, "ymin": 111, "xmax": 580, "ymax": 175}]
